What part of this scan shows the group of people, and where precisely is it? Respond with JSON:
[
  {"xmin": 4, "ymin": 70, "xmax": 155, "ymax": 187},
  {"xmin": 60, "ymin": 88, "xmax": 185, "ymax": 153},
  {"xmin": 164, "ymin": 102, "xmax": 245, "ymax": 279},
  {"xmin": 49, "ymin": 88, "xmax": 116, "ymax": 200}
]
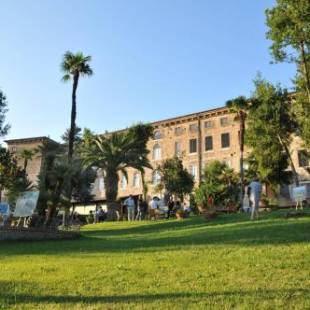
[
  {"xmin": 123, "ymin": 195, "xmax": 148, "ymax": 221},
  {"xmin": 122, "ymin": 195, "xmax": 191, "ymax": 221},
  {"xmin": 86, "ymin": 177, "xmax": 263, "ymax": 223}
]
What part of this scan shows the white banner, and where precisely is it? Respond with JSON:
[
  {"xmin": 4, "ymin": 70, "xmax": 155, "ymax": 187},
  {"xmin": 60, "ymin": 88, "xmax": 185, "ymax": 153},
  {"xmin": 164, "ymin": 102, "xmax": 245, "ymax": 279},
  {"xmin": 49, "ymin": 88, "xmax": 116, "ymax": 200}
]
[
  {"xmin": 292, "ymin": 186, "xmax": 306, "ymax": 202},
  {"xmin": 13, "ymin": 191, "xmax": 39, "ymax": 217}
]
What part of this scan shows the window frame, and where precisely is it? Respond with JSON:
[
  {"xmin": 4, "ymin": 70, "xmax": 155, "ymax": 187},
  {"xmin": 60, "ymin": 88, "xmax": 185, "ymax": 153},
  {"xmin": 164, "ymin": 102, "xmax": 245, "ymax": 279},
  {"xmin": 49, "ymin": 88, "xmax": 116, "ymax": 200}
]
[
  {"xmin": 298, "ymin": 150, "xmax": 309, "ymax": 167},
  {"xmin": 189, "ymin": 138, "xmax": 197, "ymax": 154},
  {"xmin": 204, "ymin": 120, "xmax": 213, "ymax": 129},
  {"xmin": 220, "ymin": 117, "xmax": 229, "ymax": 127},
  {"xmin": 152, "ymin": 144, "xmax": 162, "ymax": 160},
  {"xmin": 205, "ymin": 135, "xmax": 213, "ymax": 152},
  {"xmin": 221, "ymin": 133, "xmax": 230, "ymax": 149}
]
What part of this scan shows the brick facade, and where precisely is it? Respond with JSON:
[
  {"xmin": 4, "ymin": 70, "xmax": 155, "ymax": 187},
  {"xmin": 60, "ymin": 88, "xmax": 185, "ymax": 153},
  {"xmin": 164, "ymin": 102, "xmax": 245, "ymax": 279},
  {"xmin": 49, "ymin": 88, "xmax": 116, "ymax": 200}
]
[{"xmin": 4, "ymin": 107, "xmax": 310, "ymax": 205}]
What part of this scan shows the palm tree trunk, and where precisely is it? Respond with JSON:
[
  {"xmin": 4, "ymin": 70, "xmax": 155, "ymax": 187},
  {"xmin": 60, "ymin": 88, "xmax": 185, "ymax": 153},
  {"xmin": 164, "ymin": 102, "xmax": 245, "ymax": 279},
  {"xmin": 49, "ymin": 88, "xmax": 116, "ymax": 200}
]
[
  {"xmin": 44, "ymin": 204, "xmax": 55, "ymax": 227},
  {"xmin": 68, "ymin": 73, "xmax": 79, "ymax": 161},
  {"xmin": 239, "ymin": 113, "xmax": 245, "ymax": 210},
  {"xmin": 277, "ymin": 134, "xmax": 299, "ymax": 186},
  {"xmin": 197, "ymin": 116, "xmax": 202, "ymax": 184},
  {"xmin": 105, "ymin": 169, "xmax": 119, "ymax": 221},
  {"xmin": 141, "ymin": 171, "xmax": 148, "ymax": 201},
  {"xmin": 24, "ymin": 159, "xmax": 28, "ymax": 171}
]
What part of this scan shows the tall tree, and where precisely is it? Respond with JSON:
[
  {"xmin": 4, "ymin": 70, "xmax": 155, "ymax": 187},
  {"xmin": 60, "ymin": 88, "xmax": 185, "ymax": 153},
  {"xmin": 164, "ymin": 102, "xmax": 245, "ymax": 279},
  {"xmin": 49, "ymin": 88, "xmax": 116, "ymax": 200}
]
[
  {"xmin": 266, "ymin": 0, "xmax": 310, "ymax": 103},
  {"xmin": 0, "ymin": 147, "xmax": 15, "ymax": 202},
  {"xmin": 61, "ymin": 126, "xmax": 82, "ymax": 147},
  {"xmin": 81, "ymin": 124, "xmax": 153, "ymax": 220},
  {"xmin": 0, "ymin": 147, "xmax": 31, "ymax": 203},
  {"xmin": 19, "ymin": 149, "xmax": 35, "ymax": 171},
  {"xmin": 0, "ymin": 89, "xmax": 10, "ymax": 139},
  {"xmin": 158, "ymin": 156, "xmax": 194, "ymax": 201},
  {"xmin": 226, "ymin": 96, "xmax": 248, "ymax": 209},
  {"xmin": 36, "ymin": 140, "xmax": 95, "ymax": 226},
  {"xmin": 246, "ymin": 78, "xmax": 295, "ymax": 191},
  {"xmin": 293, "ymin": 72, "xmax": 310, "ymax": 148},
  {"xmin": 61, "ymin": 51, "xmax": 93, "ymax": 160}
]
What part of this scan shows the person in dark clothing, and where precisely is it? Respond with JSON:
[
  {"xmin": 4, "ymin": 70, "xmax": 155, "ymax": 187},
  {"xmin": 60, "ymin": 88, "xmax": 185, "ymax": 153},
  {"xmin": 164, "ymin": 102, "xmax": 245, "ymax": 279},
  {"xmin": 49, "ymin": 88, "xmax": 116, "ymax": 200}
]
[
  {"xmin": 175, "ymin": 201, "xmax": 181, "ymax": 211},
  {"xmin": 142, "ymin": 199, "xmax": 148, "ymax": 219},
  {"xmin": 167, "ymin": 197, "xmax": 175, "ymax": 219}
]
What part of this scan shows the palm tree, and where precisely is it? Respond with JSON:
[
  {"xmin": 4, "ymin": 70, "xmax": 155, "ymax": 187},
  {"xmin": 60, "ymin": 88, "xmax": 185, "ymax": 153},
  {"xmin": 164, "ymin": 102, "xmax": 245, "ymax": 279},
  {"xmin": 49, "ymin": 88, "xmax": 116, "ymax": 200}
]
[
  {"xmin": 226, "ymin": 96, "xmax": 249, "ymax": 210},
  {"xmin": 61, "ymin": 51, "xmax": 93, "ymax": 161},
  {"xmin": 82, "ymin": 124, "xmax": 153, "ymax": 220},
  {"xmin": 19, "ymin": 149, "xmax": 35, "ymax": 171}
]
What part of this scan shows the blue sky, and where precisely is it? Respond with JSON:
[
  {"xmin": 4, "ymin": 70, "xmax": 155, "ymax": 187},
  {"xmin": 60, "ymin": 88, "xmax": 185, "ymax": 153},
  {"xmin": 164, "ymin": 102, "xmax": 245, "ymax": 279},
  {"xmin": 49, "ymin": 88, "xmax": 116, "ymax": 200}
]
[{"xmin": 0, "ymin": 0, "xmax": 296, "ymax": 142}]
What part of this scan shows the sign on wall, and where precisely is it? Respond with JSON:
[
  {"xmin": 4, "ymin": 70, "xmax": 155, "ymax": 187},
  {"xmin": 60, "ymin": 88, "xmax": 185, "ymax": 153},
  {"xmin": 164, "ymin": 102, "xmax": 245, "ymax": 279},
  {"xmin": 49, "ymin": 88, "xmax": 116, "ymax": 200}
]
[
  {"xmin": 0, "ymin": 203, "xmax": 10, "ymax": 216},
  {"xmin": 13, "ymin": 191, "xmax": 39, "ymax": 217}
]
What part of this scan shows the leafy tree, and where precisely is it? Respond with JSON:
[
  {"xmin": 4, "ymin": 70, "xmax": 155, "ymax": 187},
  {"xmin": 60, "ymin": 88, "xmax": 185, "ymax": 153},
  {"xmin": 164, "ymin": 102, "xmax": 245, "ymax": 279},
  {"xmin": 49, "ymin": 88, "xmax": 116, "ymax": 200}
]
[
  {"xmin": 195, "ymin": 160, "xmax": 239, "ymax": 209},
  {"xmin": 293, "ymin": 70, "xmax": 310, "ymax": 149},
  {"xmin": 6, "ymin": 168, "xmax": 33, "ymax": 206},
  {"xmin": 226, "ymin": 96, "xmax": 249, "ymax": 209},
  {"xmin": 0, "ymin": 147, "xmax": 16, "ymax": 201},
  {"xmin": 61, "ymin": 126, "xmax": 82, "ymax": 147},
  {"xmin": 61, "ymin": 51, "xmax": 93, "ymax": 160},
  {"xmin": 266, "ymin": 0, "xmax": 310, "ymax": 104},
  {"xmin": 157, "ymin": 156, "xmax": 194, "ymax": 201},
  {"xmin": 70, "ymin": 160, "xmax": 96, "ymax": 205},
  {"xmin": 0, "ymin": 89, "xmax": 10, "ymax": 139},
  {"xmin": 245, "ymin": 78, "xmax": 294, "ymax": 191},
  {"xmin": 81, "ymin": 124, "xmax": 153, "ymax": 220},
  {"xmin": 36, "ymin": 140, "xmax": 95, "ymax": 226},
  {"xmin": 0, "ymin": 147, "xmax": 31, "ymax": 204}
]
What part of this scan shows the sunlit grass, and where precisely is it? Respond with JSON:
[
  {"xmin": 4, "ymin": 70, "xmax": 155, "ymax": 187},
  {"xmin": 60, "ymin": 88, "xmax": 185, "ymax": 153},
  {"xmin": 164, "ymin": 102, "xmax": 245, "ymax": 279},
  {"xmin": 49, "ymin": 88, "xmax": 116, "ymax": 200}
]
[{"xmin": 0, "ymin": 210, "xmax": 309, "ymax": 309}]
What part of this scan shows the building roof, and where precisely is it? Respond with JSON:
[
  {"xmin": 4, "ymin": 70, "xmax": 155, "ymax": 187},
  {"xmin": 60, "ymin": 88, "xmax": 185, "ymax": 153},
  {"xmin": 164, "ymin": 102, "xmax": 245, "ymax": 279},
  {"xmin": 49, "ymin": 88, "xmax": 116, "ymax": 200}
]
[
  {"xmin": 5, "ymin": 136, "xmax": 58, "ymax": 145},
  {"xmin": 4, "ymin": 106, "xmax": 230, "ymax": 144},
  {"xmin": 151, "ymin": 106, "xmax": 228, "ymax": 127}
]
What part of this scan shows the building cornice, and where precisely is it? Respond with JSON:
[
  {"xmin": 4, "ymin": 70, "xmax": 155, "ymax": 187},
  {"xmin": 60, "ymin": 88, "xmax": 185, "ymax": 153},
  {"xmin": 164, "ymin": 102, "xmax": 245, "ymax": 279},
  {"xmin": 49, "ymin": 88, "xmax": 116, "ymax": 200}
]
[{"xmin": 5, "ymin": 136, "xmax": 58, "ymax": 145}]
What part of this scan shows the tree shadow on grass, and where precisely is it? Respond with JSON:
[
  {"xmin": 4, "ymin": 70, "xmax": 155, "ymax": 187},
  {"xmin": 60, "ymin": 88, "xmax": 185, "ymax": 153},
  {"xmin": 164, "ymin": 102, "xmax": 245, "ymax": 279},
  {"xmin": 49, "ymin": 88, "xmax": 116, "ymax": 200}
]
[
  {"xmin": 84, "ymin": 214, "xmax": 249, "ymax": 237},
  {"xmin": 0, "ymin": 280, "xmax": 309, "ymax": 306},
  {"xmin": 0, "ymin": 216, "xmax": 309, "ymax": 256}
]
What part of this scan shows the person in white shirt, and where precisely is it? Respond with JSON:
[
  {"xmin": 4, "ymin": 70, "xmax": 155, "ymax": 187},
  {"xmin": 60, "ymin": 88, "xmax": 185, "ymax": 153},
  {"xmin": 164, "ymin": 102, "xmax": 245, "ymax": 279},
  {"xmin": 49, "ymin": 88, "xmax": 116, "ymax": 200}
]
[
  {"xmin": 124, "ymin": 195, "xmax": 135, "ymax": 221},
  {"xmin": 149, "ymin": 197, "xmax": 158, "ymax": 220},
  {"xmin": 248, "ymin": 177, "xmax": 262, "ymax": 220}
]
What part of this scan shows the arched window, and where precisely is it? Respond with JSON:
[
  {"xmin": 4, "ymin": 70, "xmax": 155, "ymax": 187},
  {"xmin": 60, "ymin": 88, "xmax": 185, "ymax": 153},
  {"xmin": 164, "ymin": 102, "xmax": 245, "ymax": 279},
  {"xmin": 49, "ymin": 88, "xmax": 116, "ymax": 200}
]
[
  {"xmin": 189, "ymin": 164, "xmax": 198, "ymax": 181},
  {"xmin": 120, "ymin": 174, "xmax": 127, "ymax": 190},
  {"xmin": 133, "ymin": 172, "xmax": 140, "ymax": 188},
  {"xmin": 99, "ymin": 177, "xmax": 105, "ymax": 192},
  {"xmin": 153, "ymin": 130, "xmax": 162, "ymax": 140},
  {"xmin": 153, "ymin": 144, "xmax": 162, "ymax": 160},
  {"xmin": 152, "ymin": 170, "xmax": 161, "ymax": 185}
]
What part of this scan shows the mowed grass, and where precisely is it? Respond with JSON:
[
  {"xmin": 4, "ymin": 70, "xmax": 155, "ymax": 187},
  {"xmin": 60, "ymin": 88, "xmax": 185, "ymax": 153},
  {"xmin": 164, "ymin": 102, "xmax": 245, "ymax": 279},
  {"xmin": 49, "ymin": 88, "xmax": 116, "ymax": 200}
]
[{"xmin": 0, "ymin": 211, "xmax": 310, "ymax": 309}]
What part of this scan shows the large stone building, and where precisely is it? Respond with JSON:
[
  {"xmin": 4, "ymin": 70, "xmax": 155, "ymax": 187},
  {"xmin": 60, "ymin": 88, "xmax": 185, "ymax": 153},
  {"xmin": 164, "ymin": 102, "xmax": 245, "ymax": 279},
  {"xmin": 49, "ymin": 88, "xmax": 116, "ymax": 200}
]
[
  {"xmin": 5, "ymin": 106, "xmax": 310, "ymax": 212},
  {"xmin": 5, "ymin": 136, "xmax": 58, "ymax": 184}
]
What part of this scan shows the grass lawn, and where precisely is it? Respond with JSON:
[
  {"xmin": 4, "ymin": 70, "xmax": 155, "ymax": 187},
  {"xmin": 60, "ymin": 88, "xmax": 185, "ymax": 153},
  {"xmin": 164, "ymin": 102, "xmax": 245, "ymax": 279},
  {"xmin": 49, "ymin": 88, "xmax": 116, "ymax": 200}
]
[{"xmin": 0, "ymin": 210, "xmax": 310, "ymax": 309}]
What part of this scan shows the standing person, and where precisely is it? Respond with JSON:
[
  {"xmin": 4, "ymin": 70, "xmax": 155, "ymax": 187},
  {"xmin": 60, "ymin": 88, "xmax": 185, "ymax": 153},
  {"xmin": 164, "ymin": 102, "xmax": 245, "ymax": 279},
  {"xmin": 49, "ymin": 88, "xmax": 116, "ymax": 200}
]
[
  {"xmin": 175, "ymin": 201, "xmax": 181, "ymax": 211},
  {"xmin": 124, "ymin": 195, "xmax": 136, "ymax": 221},
  {"xmin": 167, "ymin": 197, "xmax": 174, "ymax": 219},
  {"xmin": 136, "ymin": 196, "xmax": 143, "ymax": 220},
  {"xmin": 143, "ymin": 198, "xmax": 149, "ymax": 219},
  {"xmin": 248, "ymin": 176, "xmax": 262, "ymax": 220},
  {"xmin": 207, "ymin": 196, "xmax": 214, "ymax": 209},
  {"xmin": 149, "ymin": 197, "xmax": 158, "ymax": 220}
]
